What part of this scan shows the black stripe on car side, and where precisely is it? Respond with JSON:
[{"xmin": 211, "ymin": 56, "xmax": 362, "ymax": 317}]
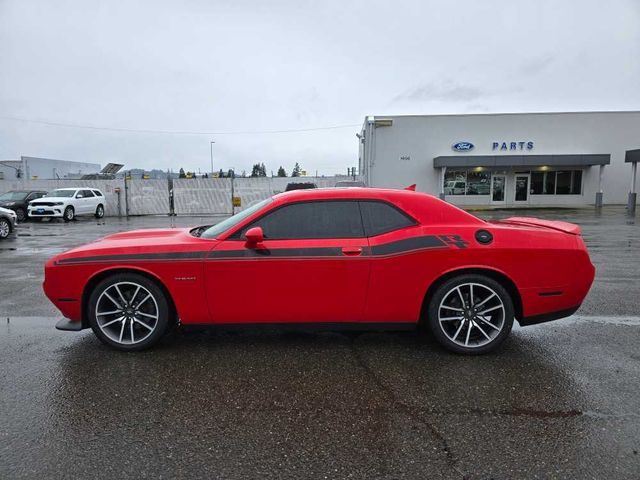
[
  {"xmin": 54, "ymin": 235, "xmax": 458, "ymax": 264},
  {"xmin": 370, "ymin": 235, "xmax": 448, "ymax": 256},
  {"xmin": 54, "ymin": 251, "xmax": 208, "ymax": 265},
  {"xmin": 208, "ymin": 246, "xmax": 344, "ymax": 259}
]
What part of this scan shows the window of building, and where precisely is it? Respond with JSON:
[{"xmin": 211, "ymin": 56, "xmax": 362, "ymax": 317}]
[
  {"xmin": 444, "ymin": 170, "xmax": 467, "ymax": 195},
  {"xmin": 239, "ymin": 201, "xmax": 365, "ymax": 239},
  {"xmin": 466, "ymin": 171, "xmax": 491, "ymax": 195},
  {"xmin": 359, "ymin": 201, "xmax": 416, "ymax": 236},
  {"xmin": 531, "ymin": 170, "xmax": 582, "ymax": 195}
]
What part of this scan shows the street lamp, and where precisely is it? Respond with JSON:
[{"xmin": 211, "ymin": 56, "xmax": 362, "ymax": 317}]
[{"xmin": 210, "ymin": 141, "xmax": 215, "ymax": 176}]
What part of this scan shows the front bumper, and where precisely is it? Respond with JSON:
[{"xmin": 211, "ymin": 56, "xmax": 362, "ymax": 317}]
[
  {"xmin": 55, "ymin": 317, "xmax": 85, "ymax": 331},
  {"xmin": 28, "ymin": 207, "xmax": 64, "ymax": 218}
]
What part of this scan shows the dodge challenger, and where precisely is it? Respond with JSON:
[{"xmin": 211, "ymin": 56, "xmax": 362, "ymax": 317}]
[{"xmin": 44, "ymin": 188, "xmax": 595, "ymax": 354}]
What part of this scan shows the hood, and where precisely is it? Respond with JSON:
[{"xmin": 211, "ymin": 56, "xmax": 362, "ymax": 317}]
[
  {"xmin": 492, "ymin": 217, "xmax": 581, "ymax": 235},
  {"xmin": 51, "ymin": 227, "xmax": 218, "ymax": 264},
  {"xmin": 0, "ymin": 206, "xmax": 16, "ymax": 216},
  {"xmin": 30, "ymin": 195, "xmax": 69, "ymax": 203}
]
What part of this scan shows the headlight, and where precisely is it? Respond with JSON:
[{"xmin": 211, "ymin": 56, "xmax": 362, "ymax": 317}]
[
  {"xmin": 54, "ymin": 202, "xmax": 64, "ymax": 206},
  {"xmin": 6, "ymin": 202, "xmax": 15, "ymax": 206}
]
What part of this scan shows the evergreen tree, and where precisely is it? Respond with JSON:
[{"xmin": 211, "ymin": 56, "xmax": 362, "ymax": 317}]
[
  {"xmin": 179, "ymin": 168, "xmax": 186, "ymax": 179},
  {"xmin": 277, "ymin": 166, "xmax": 287, "ymax": 177},
  {"xmin": 291, "ymin": 162, "xmax": 302, "ymax": 177}
]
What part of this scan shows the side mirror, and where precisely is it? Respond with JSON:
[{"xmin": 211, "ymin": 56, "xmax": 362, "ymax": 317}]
[
  {"xmin": 76, "ymin": 194, "xmax": 84, "ymax": 199},
  {"xmin": 244, "ymin": 226, "xmax": 264, "ymax": 245}
]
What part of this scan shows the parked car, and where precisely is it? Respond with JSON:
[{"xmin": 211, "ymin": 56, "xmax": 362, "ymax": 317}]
[
  {"xmin": 28, "ymin": 188, "xmax": 105, "ymax": 221},
  {"xmin": 335, "ymin": 180, "xmax": 366, "ymax": 188},
  {"xmin": 44, "ymin": 187, "xmax": 595, "ymax": 354},
  {"xmin": 284, "ymin": 182, "xmax": 317, "ymax": 191},
  {"xmin": 0, "ymin": 190, "xmax": 48, "ymax": 222},
  {"xmin": 443, "ymin": 180, "xmax": 466, "ymax": 195},
  {"xmin": 0, "ymin": 206, "xmax": 17, "ymax": 239}
]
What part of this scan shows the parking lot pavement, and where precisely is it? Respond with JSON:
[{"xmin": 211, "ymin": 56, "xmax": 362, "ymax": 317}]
[{"xmin": 0, "ymin": 207, "xmax": 639, "ymax": 479}]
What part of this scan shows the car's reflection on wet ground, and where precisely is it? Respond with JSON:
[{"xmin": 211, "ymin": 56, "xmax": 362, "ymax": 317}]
[{"xmin": 0, "ymin": 207, "xmax": 639, "ymax": 478}]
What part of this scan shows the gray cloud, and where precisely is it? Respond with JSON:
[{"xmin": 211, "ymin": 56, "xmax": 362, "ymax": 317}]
[{"xmin": 393, "ymin": 80, "xmax": 485, "ymax": 103}]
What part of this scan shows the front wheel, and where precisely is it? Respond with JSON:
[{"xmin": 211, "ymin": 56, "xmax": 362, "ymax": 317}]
[
  {"xmin": 63, "ymin": 206, "xmax": 75, "ymax": 222},
  {"xmin": 88, "ymin": 273, "xmax": 172, "ymax": 351},
  {"xmin": 15, "ymin": 208, "xmax": 26, "ymax": 222},
  {"xmin": 0, "ymin": 218, "xmax": 10, "ymax": 239},
  {"xmin": 427, "ymin": 274, "xmax": 514, "ymax": 354}
]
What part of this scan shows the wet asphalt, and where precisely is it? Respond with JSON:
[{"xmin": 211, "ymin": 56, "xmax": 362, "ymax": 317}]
[{"xmin": 0, "ymin": 207, "xmax": 639, "ymax": 479}]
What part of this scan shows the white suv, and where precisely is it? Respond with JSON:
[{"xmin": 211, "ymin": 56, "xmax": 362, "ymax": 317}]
[{"xmin": 28, "ymin": 188, "xmax": 105, "ymax": 221}]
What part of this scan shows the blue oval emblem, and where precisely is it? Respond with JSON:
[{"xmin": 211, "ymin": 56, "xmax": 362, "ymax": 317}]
[{"xmin": 452, "ymin": 142, "xmax": 474, "ymax": 152}]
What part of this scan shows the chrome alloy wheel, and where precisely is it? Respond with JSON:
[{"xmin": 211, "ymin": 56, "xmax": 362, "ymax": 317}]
[
  {"xmin": 0, "ymin": 219, "xmax": 9, "ymax": 238},
  {"xmin": 95, "ymin": 281, "xmax": 159, "ymax": 345},
  {"xmin": 438, "ymin": 282, "xmax": 505, "ymax": 348}
]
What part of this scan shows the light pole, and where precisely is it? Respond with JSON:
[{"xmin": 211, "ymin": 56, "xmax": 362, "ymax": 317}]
[{"xmin": 210, "ymin": 141, "xmax": 215, "ymax": 176}]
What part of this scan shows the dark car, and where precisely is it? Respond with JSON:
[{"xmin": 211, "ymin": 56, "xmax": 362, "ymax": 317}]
[
  {"xmin": 284, "ymin": 182, "xmax": 317, "ymax": 191},
  {"xmin": 0, "ymin": 190, "xmax": 48, "ymax": 222}
]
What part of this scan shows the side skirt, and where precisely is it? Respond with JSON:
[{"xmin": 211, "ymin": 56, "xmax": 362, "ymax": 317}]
[{"xmin": 181, "ymin": 322, "xmax": 418, "ymax": 333}]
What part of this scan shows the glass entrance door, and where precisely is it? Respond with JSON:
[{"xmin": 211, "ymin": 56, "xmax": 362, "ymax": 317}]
[
  {"xmin": 490, "ymin": 174, "xmax": 506, "ymax": 204},
  {"xmin": 514, "ymin": 174, "xmax": 530, "ymax": 203}
]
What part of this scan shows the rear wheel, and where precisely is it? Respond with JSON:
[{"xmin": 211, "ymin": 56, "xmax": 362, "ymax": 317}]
[
  {"xmin": 95, "ymin": 204, "xmax": 104, "ymax": 218},
  {"xmin": 427, "ymin": 274, "xmax": 514, "ymax": 354},
  {"xmin": 63, "ymin": 206, "xmax": 75, "ymax": 222},
  {"xmin": 0, "ymin": 218, "xmax": 10, "ymax": 239},
  {"xmin": 88, "ymin": 273, "xmax": 172, "ymax": 351}
]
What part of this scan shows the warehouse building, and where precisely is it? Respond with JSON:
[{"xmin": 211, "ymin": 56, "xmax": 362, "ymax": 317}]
[
  {"xmin": 0, "ymin": 156, "xmax": 100, "ymax": 180},
  {"xmin": 358, "ymin": 111, "xmax": 640, "ymax": 208}
]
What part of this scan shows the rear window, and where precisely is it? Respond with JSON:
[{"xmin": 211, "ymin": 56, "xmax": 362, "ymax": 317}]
[
  {"xmin": 92, "ymin": 190, "xmax": 103, "ymax": 197},
  {"xmin": 359, "ymin": 201, "xmax": 416, "ymax": 236}
]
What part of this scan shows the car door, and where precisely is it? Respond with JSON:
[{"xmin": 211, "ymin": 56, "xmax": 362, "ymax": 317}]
[
  {"xmin": 205, "ymin": 200, "xmax": 370, "ymax": 324},
  {"xmin": 81, "ymin": 189, "xmax": 96, "ymax": 214}
]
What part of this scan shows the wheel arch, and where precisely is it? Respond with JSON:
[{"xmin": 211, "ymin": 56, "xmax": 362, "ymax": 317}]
[
  {"xmin": 420, "ymin": 267, "xmax": 523, "ymax": 323},
  {"xmin": 81, "ymin": 266, "xmax": 178, "ymax": 328}
]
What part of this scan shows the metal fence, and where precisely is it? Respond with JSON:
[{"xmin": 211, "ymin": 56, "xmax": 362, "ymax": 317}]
[{"xmin": 0, "ymin": 176, "xmax": 362, "ymax": 217}]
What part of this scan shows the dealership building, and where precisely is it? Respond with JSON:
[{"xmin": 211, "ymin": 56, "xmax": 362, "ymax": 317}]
[{"xmin": 358, "ymin": 111, "xmax": 640, "ymax": 208}]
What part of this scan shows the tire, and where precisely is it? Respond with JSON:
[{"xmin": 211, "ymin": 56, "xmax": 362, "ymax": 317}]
[
  {"xmin": 94, "ymin": 204, "xmax": 104, "ymax": 218},
  {"xmin": 0, "ymin": 218, "xmax": 10, "ymax": 239},
  {"xmin": 426, "ymin": 274, "xmax": 514, "ymax": 355},
  {"xmin": 63, "ymin": 206, "xmax": 75, "ymax": 222},
  {"xmin": 88, "ymin": 273, "xmax": 173, "ymax": 351},
  {"xmin": 15, "ymin": 208, "xmax": 26, "ymax": 222}
]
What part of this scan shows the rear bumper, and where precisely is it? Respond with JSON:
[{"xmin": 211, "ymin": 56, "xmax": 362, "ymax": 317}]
[
  {"xmin": 55, "ymin": 317, "xmax": 85, "ymax": 331},
  {"xmin": 519, "ymin": 304, "xmax": 580, "ymax": 326}
]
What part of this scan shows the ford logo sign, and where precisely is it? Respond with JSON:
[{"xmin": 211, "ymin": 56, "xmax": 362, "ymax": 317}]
[{"xmin": 452, "ymin": 142, "xmax": 474, "ymax": 152}]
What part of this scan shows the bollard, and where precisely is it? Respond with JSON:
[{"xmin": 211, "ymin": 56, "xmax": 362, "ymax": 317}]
[
  {"xmin": 628, "ymin": 192, "xmax": 637, "ymax": 215},
  {"xmin": 595, "ymin": 192, "xmax": 603, "ymax": 208}
]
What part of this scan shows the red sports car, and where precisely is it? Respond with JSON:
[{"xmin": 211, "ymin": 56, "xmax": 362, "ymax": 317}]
[{"xmin": 44, "ymin": 188, "xmax": 595, "ymax": 354}]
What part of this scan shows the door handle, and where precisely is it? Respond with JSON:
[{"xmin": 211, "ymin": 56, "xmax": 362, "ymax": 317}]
[{"xmin": 341, "ymin": 246, "xmax": 363, "ymax": 256}]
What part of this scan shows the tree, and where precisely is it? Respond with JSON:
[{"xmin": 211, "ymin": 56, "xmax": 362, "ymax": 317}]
[
  {"xmin": 291, "ymin": 162, "xmax": 302, "ymax": 177},
  {"xmin": 251, "ymin": 163, "xmax": 267, "ymax": 177},
  {"xmin": 218, "ymin": 169, "xmax": 224, "ymax": 178},
  {"xmin": 179, "ymin": 168, "xmax": 186, "ymax": 179},
  {"xmin": 277, "ymin": 166, "xmax": 287, "ymax": 177}
]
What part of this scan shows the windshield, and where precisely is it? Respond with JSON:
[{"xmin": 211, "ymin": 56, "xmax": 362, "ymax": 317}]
[
  {"xmin": 200, "ymin": 198, "xmax": 272, "ymax": 239},
  {"xmin": 48, "ymin": 190, "xmax": 77, "ymax": 198},
  {"xmin": 0, "ymin": 191, "xmax": 28, "ymax": 201}
]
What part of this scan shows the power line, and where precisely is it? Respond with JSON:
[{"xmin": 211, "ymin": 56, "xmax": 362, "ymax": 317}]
[{"xmin": 0, "ymin": 115, "xmax": 360, "ymax": 135}]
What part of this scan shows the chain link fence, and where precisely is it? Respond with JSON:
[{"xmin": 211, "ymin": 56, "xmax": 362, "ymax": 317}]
[{"xmin": 0, "ymin": 176, "xmax": 363, "ymax": 217}]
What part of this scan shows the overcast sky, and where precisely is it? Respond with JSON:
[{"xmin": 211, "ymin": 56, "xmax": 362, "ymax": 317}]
[{"xmin": 1, "ymin": 0, "xmax": 639, "ymax": 175}]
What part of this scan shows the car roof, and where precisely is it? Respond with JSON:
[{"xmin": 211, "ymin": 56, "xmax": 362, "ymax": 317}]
[{"xmin": 271, "ymin": 187, "xmax": 484, "ymax": 225}]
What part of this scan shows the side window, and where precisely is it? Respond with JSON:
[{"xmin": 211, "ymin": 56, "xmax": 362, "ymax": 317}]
[
  {"xmin": 26, "ymin": 192, "xmax": 38, "ymax": 201},
  {"xmin": 236, "ymin": 201, "xmax": 364, "ymax": 239},
  {"xmin": 92, "ymin": 190, "xmax": 103, "ymax": 197},
  {"xmin": 359, "ymin": 201, "xmax": 416, "ymax": 237},
  {"xmin": 82, "ymin": 189, "xmax": 95, "ymax": 197}
]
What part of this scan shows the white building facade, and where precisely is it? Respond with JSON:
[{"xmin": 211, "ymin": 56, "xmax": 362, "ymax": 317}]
[{"xmin": 359, "ymin": 111, "xmax": 640, "ymax": 207}]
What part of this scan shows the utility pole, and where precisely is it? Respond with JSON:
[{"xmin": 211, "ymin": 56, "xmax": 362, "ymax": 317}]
[{"xmin": 210, "ymin": 141, "xmax": 215, "ymax": 176}]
